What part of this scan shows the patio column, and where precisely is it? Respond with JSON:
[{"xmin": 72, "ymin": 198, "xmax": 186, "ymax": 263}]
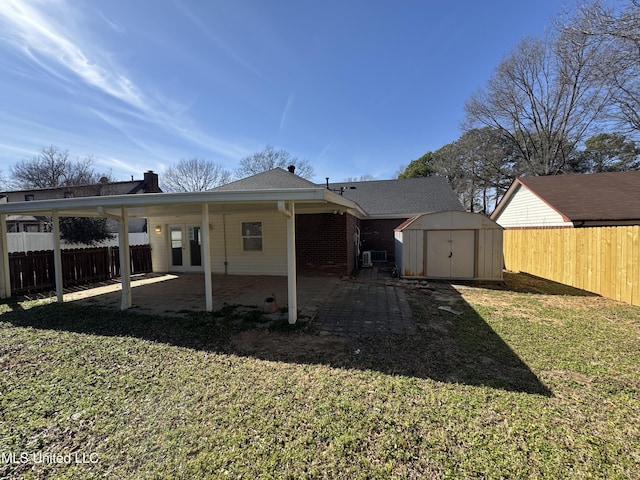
[
  {"xmin": 118, "ymin": 206, "xmax": 131, "ymax": 310},
  {"xmin": 287, "ymin": 202, "xmax": 298, "ymax": 324},
  {"xmin": 201, "ymin": 203, "xmax": 213, "ymax": 312},
  {"xmin": 0, "ymin": 214, "xmax": 10, "ymax": 299},
  {"xmin": 51, "ymin": 211, "xmax": 64, "ymax": 302},
  {"xmin": 278, "ymin": 200, "xmax": 297, "ymax": 324}
]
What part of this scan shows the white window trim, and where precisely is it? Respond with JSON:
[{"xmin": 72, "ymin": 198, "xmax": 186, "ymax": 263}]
[{"xmin": 241, "ymin": 221, "xmax": 263, "ymax": 253}]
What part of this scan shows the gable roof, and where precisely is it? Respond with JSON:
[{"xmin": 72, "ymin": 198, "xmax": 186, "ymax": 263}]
[
  {"xmin": 328, "ymin": 176, "xmax": 465, "ymax": 217},
  {"xmin": 493, "ymin": 171, "xmax": 640, "ymax": 222},
  {"xmin": 213, "ymin": 169, "xmax": 464, "ymax": 217},
  {"xmin": 213, "ymin": 168, "xmax": 318, "ymax": 191}
]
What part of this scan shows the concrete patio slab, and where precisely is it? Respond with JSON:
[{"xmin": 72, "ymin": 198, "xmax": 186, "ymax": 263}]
[
  {"xmin": 40, "ymin": 265, "xmax": 416, "ymax": 336},
  {"xmin": 62, "ymin": 273, "xmax": 341, "ymax": 319},
  {"xmin": 313, "ymin": 266, "xmax": 416, "ymax": 336}
]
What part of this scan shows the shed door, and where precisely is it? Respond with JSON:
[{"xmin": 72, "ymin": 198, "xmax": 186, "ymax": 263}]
[{"xmin": 425, "ymin": 230, "xmax": 475, "ymax": 279}]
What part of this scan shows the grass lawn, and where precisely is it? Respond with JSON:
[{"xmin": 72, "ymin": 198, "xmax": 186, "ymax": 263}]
[{"xmin": 1, "ymin": 273, "xmax": 638, "ymax": 479}]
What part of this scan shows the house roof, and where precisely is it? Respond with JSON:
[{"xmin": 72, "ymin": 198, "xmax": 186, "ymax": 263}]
[
  {"xmin": 213, "ymin": 168, "xmax": 319, "ymax": 191},
  {"xmin": 493, "ymin": 171, "xmax": 640, "ymax": 222},
  {"xmin": 327, "ymin": 176, "xmax": 465, "ymax": 217},
  {"xmin": 215, "ymin": 170, "xmax": 464, "ymax": 217}
]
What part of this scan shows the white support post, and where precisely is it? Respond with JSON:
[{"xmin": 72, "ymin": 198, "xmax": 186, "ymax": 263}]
[
  {"xmin": 51, "ymin": 211, "xmax": 64, "ymax": 303},
  {"xmin": 201, "ymin": 203, "xmax": 213, "ymax": 312},
  {"xmin": 285, "ymin": 202, "xmax": 297, "ymax": 324},
  {"xmin": 0, "ymin": 214, "xmax": 11, "ymax": 299},
  {"xmin": 118, "ymin": 206, "xmax": 131, "ymax": 310}
]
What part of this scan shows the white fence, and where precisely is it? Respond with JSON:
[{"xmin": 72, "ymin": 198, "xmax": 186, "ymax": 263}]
[{"xmin": 7, "ymin": 232, "xmax": 150, "ymax": 253}]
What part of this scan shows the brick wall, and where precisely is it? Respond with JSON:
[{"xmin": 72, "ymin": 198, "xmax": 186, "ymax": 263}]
[
  {"xmin": 360, "ymin": 218, "xmax": 407, "ymax": 260},
  {"xmin": 295, "ymin": 213, "xmax": 358, "ymax": 276}
]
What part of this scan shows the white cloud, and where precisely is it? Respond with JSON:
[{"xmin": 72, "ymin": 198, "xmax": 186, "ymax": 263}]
[
  {"xmin": 0, "ymin": 0, "xmax": 251, "ymax": 168},
  {"xmin": 279, "ymin": 93, "xmax": 295, "ymax": 134},
  {"xmin": 0, "ymin": 0, "xmax": 148, "ymax": 111}
]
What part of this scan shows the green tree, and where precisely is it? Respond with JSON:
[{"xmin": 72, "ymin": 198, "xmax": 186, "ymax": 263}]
[
  {"xmin": 59, "ymin": 217, "xmax": 114, "ymax": 246},
  {"xmin": 397, "ymin": 152, "xmax": 437, "ymax": 179},
  {"xmin": 580, "ymin": 133, "xmax": 639, "ymax": 172}
]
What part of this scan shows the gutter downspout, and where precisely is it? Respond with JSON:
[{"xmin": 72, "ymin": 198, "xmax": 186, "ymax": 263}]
[
  {"xmin": 278, "ymin": 200, "xmax": 297, "ymax": 324},
  {"xmin": 222, "ymin": 213, "xmax": 228, "ymax": 275}
]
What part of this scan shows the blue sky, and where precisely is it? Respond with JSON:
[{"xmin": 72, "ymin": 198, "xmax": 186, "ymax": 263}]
[{"xmin": 0, "ymin": 0, "xmax": 577, "ymax": 184}]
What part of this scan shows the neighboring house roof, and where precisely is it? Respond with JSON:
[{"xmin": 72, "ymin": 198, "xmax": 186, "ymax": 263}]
[
  {"xmin": 0, "ymin": 170, "xmax": 161, "ymax": 203},
  {"xmin": 328, "ymin": 176, "xmax": 465, "ymax": 217},
  {"xmin": 492, "ymin": 171, "xmax": 640, "ymax": 224}
]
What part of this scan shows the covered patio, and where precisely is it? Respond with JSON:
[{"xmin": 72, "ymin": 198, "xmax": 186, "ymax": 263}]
[
  {"xmin": 0, "ymin": 183, "xmax": 363, "ymax": 324},
  {"xmin": 59, "ymin": 272, "xmax": 342, "ymax": 320}
]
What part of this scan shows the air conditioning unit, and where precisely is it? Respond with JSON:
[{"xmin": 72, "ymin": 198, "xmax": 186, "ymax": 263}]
[{"xmin": 361, "ymin": 250, "xmax": 373, "ymax": 268}]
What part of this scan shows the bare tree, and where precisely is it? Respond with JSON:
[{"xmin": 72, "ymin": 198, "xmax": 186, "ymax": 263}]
[
  {"xmin": 464, "ymin": 26, "xmax": 609, "ymax": 177},
  {"xmin": 236, "ymin": 145, "xmax": 314, "ymax": 179},
  {"xmin": 9, "ymin": 145, "xmax": 114, "ymax": 245},
  {"xmin": 10, "ymin": 145, "xmax": 107, "ymax": 188},
  {"xmin": 162, "ymin": 158, "xmax": 232, "ymax": 192},
  {"xmin": 433, "ymin": 128, "xmax": 516, "ymax": 213},
  {"xmin": 343, "ymin": 174, "xmax": 376, "ymax": 182},
  {"xmin": 567, "ymin": 1, "xmax": 640, "ymax": 134}
]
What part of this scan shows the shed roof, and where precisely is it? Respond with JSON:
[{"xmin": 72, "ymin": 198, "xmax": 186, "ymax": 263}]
[{"xmin": 494, "ymin": 171, "xmax": 640, "ymax": 222}]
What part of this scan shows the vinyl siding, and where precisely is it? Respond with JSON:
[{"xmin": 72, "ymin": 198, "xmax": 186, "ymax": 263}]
[
  {"xmin": 148, "ymin": 211, "xmax": 288, "ymax": 276},
  {"xmin": 216, "ymin": 211, "xmax": 287, "ymax": 276},
  {"xmin": 494, "ymin": 185, "xmax": 573, "ymax": 228}
]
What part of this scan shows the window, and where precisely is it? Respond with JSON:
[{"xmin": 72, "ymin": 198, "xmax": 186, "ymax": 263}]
[
  {"xmin": 242, "ymin": 222, "xmax": 262, "ymax": 251},
  {"xmin": 24, "ymin": 194, "xmax": 34, "ymax": 201}
]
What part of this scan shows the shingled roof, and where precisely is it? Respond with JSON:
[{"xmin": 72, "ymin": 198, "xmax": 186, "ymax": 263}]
[
  {"xmin": 214, "ymin": 169, "xmax": 464, "ymax": 217},
  {"xmin": 328, "ymin": 176, "xmax": 464, "ymax": 217},
  {"xmin": 213, "ymin": 167, "xmax": 318, "ymax": 191},
  {"xmin": 504, "ymin": 171, "xmax": 640, "ymax": 222}
]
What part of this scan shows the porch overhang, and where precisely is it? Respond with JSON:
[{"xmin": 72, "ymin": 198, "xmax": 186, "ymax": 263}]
[{"xmin": 0, "ymin": 187, "xmax": 363, "ymax": 323}]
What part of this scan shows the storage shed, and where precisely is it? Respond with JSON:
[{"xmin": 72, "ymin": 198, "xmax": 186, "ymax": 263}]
[{"xmin": 394, "ymin": 211, "xmax": 503, "ymax": 281}]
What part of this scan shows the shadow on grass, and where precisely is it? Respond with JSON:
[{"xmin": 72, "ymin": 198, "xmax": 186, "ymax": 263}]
[
  {"xmin": 1, "ymin": 281, "xmax": 552, "ymax": 397},
  {"xmin": 479, "ymin": 271, "xmax": 599, "ymax": 296}
]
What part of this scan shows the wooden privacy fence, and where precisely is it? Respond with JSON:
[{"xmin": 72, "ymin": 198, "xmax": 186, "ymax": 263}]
[
  {"xmin": 9, "ymin": 245, "xmax": 152, "ymax": 295},
  {"xmin": 503, "ymin": 226, "xmax": 640, "ymax": 306}
]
